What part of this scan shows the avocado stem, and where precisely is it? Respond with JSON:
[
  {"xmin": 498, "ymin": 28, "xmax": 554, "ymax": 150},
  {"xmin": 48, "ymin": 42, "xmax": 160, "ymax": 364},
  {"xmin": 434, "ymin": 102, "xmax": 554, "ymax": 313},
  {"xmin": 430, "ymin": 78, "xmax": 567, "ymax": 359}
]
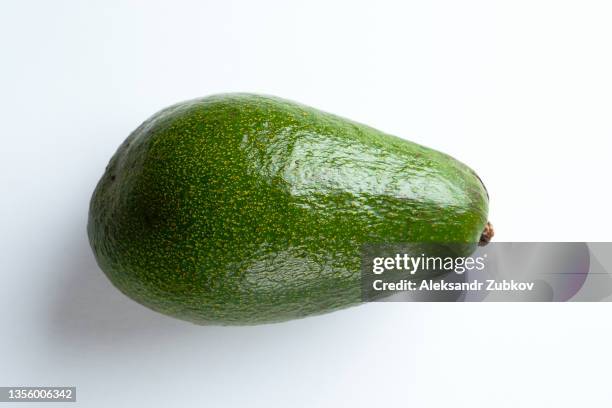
[{"xmin": 478, "ymin": 222, "xmax": 494, "ymax": 246}]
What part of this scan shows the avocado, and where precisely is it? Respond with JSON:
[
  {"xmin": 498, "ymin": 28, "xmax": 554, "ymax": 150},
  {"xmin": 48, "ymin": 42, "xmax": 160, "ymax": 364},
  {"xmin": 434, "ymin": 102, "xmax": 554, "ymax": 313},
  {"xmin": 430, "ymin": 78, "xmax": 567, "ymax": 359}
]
[{"xmin": 88, "ymin": 93, "xmax": 491, "ymax": 325}]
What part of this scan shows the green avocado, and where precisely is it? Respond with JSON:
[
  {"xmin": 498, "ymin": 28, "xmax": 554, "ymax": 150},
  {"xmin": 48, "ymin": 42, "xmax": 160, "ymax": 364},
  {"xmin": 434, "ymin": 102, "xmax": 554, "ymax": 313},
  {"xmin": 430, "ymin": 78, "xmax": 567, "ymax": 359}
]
[{"xmin": 88, "ymin": 93, "xmax": 491, "ymax": 325}]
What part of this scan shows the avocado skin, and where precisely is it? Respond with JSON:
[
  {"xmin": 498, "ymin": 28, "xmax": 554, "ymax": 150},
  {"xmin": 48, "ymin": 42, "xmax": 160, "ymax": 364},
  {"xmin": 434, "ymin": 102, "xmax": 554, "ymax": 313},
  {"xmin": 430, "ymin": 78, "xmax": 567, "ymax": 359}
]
[{"xmin": 88, "ymin": 94, "xmax": 489, "ymax": 325}]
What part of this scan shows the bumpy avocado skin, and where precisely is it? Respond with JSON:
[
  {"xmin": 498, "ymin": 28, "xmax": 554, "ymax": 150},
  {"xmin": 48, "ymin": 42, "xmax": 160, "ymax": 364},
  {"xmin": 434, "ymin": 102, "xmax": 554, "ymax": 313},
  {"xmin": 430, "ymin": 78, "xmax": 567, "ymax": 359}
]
[{"xmin": 88, "ymin": 94, "xmax": 489, "ymax": 325}]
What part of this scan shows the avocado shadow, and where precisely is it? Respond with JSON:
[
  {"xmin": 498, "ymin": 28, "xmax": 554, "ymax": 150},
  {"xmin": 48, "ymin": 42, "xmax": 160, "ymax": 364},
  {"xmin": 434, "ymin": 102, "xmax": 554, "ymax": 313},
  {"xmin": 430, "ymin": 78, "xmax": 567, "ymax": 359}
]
[
  {"xmin": 47, "ymin": 223, "xmax": 341, "ymax": 358},
  {"xmin": 48, "ymin": 226, "xmax": 206, "ymax": 352}
]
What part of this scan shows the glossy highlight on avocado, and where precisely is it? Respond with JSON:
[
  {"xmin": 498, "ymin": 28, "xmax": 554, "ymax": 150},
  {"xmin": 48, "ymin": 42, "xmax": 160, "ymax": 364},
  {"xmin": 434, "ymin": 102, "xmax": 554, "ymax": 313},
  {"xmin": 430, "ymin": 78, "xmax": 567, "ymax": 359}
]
[{"xmin": 88, "ymin": 93, "xmax": 490, "ymax": 325}]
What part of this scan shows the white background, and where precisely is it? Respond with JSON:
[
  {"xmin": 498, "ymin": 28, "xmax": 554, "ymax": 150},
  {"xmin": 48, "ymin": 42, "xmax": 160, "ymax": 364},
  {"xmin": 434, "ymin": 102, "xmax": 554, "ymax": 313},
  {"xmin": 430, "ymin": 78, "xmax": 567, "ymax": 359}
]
[{"xmin": 2, "ymin": 0, "xmax": 612, "ymax": 406}]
